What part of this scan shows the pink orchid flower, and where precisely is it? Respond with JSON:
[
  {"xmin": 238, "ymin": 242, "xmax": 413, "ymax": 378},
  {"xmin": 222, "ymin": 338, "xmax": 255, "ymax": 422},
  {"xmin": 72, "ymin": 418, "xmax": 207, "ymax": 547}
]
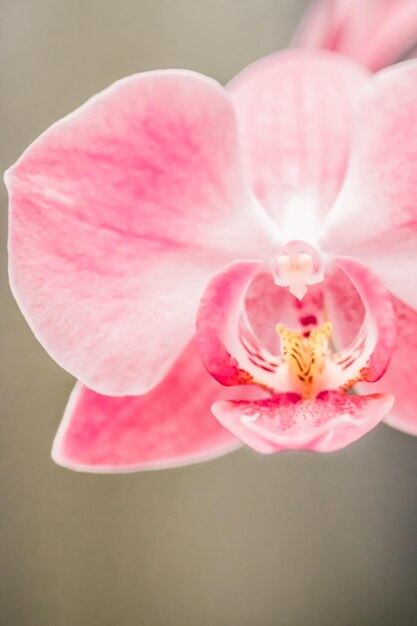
[
  {"xmin": 5, "ymin": 49, "xmax": 417, "ymax": 472},
  {"xmin": 294, "ymin": 0, "xmax": 417, "ymax": 71}
]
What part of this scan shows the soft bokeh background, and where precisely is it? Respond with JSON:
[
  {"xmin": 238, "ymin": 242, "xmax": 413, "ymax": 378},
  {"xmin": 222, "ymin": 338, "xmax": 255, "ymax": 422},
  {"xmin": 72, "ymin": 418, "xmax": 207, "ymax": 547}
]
[{"xmin": 1, "ymin": 1, "xmax": 417, "ymax": 624}]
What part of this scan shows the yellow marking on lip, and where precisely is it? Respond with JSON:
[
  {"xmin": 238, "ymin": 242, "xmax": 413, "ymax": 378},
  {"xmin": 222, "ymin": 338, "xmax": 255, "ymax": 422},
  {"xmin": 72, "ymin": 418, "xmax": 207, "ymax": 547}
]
[{"xmin": 276, "ymin": 322, "xmax": 332, "ymax": 398}]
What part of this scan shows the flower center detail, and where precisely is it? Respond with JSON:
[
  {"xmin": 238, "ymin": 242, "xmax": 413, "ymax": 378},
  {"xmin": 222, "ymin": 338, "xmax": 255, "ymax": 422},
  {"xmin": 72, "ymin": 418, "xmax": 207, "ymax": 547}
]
[
  {"xmin": 276, "ymin": 321, "xmax": 333, "ymax": 399},
  {"xmin": 272, "ymin": 240, "xmax": 323, "ymax": 301}
]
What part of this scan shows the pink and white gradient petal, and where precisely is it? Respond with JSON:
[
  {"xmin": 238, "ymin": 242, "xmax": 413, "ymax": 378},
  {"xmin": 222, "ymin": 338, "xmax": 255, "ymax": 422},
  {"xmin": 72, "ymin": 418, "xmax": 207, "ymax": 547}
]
[
  {"xmin": 294, "ymin": 0, "xmax": 417, "ymax": 71},
  {"xmin": 6, "ymin": 70, "xmax": 278, "ymax": 397},
  {"xmin": 360, "ymin": 297, "xmax": 417, "ymax": 437},
  {"xmin": 228, "ymin": 49, "xmax": 369, "ymax": 235},
  {"xmin": 52, "ymin": 340, "xmax": 245, "ymax": 472},
  {"xmin": 321, "ymin": 61, "xmax": 417, "ymax": 311},
  {"xmin": 212, "ymin": 391, "xmax": 394, "ymax": 453}
]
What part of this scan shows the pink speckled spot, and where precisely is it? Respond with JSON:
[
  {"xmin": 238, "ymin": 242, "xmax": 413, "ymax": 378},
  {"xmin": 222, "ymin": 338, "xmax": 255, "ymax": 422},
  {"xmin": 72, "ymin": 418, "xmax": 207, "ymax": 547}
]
[{"xmin": 212, "ymin": 391, "xmax": 394, "ymax": 453}]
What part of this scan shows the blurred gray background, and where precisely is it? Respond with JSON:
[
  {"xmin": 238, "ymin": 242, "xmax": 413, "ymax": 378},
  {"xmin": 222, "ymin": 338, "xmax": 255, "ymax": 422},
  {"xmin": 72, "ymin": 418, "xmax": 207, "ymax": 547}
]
[{"xmin": 1, "ymin": 1, "xmax": 417, "ymax": 625}]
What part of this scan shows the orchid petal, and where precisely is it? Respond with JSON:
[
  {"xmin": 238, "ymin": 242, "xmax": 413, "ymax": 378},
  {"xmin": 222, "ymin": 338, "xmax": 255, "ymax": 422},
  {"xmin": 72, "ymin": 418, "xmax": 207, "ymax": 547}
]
[
  {"xmin": 331, "ymin": 257, "xmax": 396, "ymax": 384},
  {"xmin": 196, "ymin": 261, "xmax": 282, "ymax": 390},
  {"xmin": 6, "ymin": 70, "xmax": 278, "ymax": 396},
  {"xmin": 52, "ymin": 340, "xmax": 245, "ymax": 472},
  {"xmin": 321, "ymin": 61, "xmax": 417, "ymax": 311},
  {"xmin": 212, "ymin": 391, "xmax": 394, "ymax": 453},
  {"xmin": 360, "ymin": 296, "xmax": 417, "ymax": 436},
  {"xmin": 293, "ymin": 0, "xmax": 417, "ymax": 72},
  {"xmin": 228, "ymin": 49, "xmax": 369, "ymax": 237}
]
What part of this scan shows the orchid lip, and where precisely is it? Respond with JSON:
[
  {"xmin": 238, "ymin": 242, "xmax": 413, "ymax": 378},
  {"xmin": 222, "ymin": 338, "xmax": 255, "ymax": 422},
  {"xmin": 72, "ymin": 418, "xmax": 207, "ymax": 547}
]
[{"xmin": 196, "ymin": 256, "xmax": 396, "ymax": 418}]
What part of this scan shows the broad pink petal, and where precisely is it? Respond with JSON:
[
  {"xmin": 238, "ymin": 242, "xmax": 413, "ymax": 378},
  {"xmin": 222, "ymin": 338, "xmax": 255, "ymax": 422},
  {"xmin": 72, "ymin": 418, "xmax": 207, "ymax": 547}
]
[
  {"xmin": 294, "ymin": 0, "xmax": 417, "ymax": 71},
  {"xmin": 212, "ymin": 391, "xmax": 394, "ymax": 453},
  {"xmin": 360, "ymin": 296, "xmax": 417, "ymax": 436},
  {"xmin": 228, "ymin": 49, "xmax": 369, "ymax": 235},
  {"xmin": 321, "ymin": 61, "xmax": 417, "ymax": 311},
  {"xmin": 52, "ymin": 340, "xmax": 245, "ymax": 472},
  {"xmin": 6, "ymin": 70, "xmax": 278, "ymax": 396}
]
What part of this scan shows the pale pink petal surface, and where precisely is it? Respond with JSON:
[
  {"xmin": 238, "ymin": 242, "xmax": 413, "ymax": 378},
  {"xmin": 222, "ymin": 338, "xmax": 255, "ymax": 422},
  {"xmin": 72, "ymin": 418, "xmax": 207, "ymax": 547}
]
[
  {"xmin": 294, "ymin": 0, "xmax": 417, "ymax": 71},
  {"xmin": 6, "ymin": 70, "xmax": 278, "ymax": 396},
  {"xmin": 321, "ymin": 62, "xmax": 417, "ymax": 311},
  {"xmin": 52, "ymin": 340, "xmax": 247, "ymax": 472},
  {"xmin": 212, "ymin": 391, "xmax": 394, "ymax": 454},
  {"xmin": 228, "ymin": 50, "xmax": 369, "ymax": 234}
]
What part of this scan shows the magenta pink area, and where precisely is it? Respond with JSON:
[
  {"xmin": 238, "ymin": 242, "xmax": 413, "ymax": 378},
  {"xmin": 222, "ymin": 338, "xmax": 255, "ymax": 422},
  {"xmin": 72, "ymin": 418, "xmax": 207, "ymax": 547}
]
[
  {"xmin": 212, "ymin": 391, "xmax": 394, "ymax": 454},
  {"xmin": 321, "ymin": 62, "xmax": 417, "ymax": 311},
  {"xmin": 361, "ymin": 296, "xmax": 417, "ymax": 436},
  {"xmin": 52, "ymin": 341, "xmax": 245, "ymax": 472},
  {"xmin": 196, "ymin": 260, "xmax": 262, "ymax": 386},
  {"xmin": 6, "ymin": 70, "xmax": 277, "ymax": 396},
  {"xmin": 197, "ymin": 259, "xmax": 326, "ymax": 389},
  {"xmin": 334, "ymin": 257, "xmax": 396, "ymax": 382},
  {"xmin": 228, "ymin": 49, "xmax": 369, "ymax": 229},
  {"xmin": 196, "ymin": 254, "xmax": 396, "ymax": 395},
  {"xmin": 294, "ymin": 0, "xmax": 417, "ymax": 71}
]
